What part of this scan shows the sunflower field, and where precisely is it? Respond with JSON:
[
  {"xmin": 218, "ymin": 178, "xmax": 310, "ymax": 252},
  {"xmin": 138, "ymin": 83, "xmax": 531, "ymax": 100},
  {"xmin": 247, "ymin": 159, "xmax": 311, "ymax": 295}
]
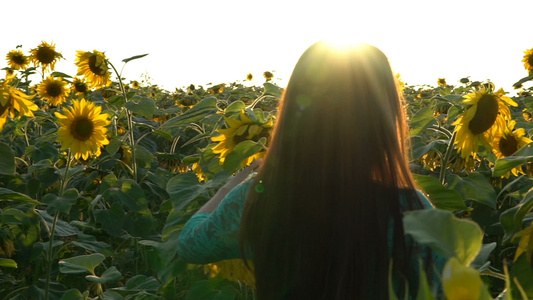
[{"xmin": 0, "ymin": 41, "xmax": 532, "ymax": 300}]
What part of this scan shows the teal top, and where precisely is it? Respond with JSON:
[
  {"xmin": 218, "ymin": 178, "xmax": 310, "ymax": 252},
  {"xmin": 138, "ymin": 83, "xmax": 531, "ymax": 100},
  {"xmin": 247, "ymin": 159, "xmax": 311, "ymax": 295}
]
[{"xmin": 177, "ymin": 176, "xmax": 445, "ymax": 296}]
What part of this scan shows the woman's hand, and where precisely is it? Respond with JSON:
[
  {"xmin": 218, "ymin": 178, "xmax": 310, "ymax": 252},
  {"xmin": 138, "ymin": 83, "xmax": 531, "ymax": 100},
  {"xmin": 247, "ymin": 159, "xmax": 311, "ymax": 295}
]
[{"xmin": 196, "ymin": 159, "xmax": 262, "ymax": 214}]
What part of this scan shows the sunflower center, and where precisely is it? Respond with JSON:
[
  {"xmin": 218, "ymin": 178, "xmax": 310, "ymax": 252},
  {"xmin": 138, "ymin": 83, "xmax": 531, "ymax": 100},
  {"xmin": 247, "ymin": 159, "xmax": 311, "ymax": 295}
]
[
  {"xmin": 499, "ymin": 134, "xmax": 519, "ymax": 157},
  {"xmin": 12, "ymin": 54, "xmax": 26, "ymax": 65},
  {"xmin": 46, "ymin": 82, "xmax": 63, "ymax": 97},
  {"xmin": 74, "ymin": 82, "xmax": 88, "ymax": 93},
  {"xmin": 88, "ymin": 55, "xmax": 105, "ymax": 75},
  {"xmin": 468, "ymin": 94, "xmax": 499, "ymax": 134},
  {"xmin": 70, "ymin": 117, "xmax": 94, "ymax": 141},
  {"xmin": 36, "ymin": 46, "xmax": 56, "ymax": 64},
  {"xmin": 528, "ymin": 55, "xmax": 533, "ymax": 68}
]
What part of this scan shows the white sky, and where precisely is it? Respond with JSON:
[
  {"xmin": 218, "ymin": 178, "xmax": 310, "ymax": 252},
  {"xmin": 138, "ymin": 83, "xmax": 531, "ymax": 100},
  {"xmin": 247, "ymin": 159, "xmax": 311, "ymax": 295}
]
[{"xmin": 2, "ymin": 0, "xmax": 532, "ymax": 93}]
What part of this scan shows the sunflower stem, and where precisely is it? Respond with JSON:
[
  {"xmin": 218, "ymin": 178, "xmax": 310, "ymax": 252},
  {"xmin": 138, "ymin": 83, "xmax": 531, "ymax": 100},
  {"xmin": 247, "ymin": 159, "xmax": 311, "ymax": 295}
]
[
  {"xmin": 439, "ymin": 131, "xmax": 456, "ymax": 185},
  {"xmin": 44, "ymin": 151, "xmax": 71, "ymax": 300},
  {"xmin": 108, "ymin": 60, "xmax": 138, "ymax": 182}
]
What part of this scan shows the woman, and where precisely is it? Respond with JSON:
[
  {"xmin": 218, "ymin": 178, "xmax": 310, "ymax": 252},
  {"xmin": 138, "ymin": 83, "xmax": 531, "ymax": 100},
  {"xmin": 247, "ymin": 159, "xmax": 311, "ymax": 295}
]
[{"xmin": 178, "ymin": 41, "xmax": 444, "ymax": 299}]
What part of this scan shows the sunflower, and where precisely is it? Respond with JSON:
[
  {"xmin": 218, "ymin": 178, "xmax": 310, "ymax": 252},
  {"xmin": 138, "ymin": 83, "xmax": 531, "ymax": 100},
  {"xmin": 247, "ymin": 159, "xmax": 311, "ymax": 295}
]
[
  {"xmin": 212, "ymin": 110, "xmax": 273, "ymax": 166},
  {"xmin": 263, "ymin": 71, "xmax": 274, "ymax": 81},
  {"xmin": 55, "ymin": 99, "xmax": 111, "ymax": 160},
  {"xmin": 522, "ymin": 47, "xmax": 533, "ymax": 71},
  {"xmin": 204, "ymin": 259, "xmax": 255, "ymax": 287},
  {"xmin": 29, "ymin": 41, "xmax": 62, "ymax": 72},
  {"xmin": 246, "ymin": 73, "xmax": 253, "ymax": 81},
  {"xmin": 437, "ymin": 78, "xmax": 447, "ymax": 87},
  {"xmin": 75, "ymin": 50, "xmax": 112, "ymax": 89},
  {"xmin": 131, "ymin": 80, "xmax": 140, "ymax": 89},
  {"xmin": 37, "ymin": 76, "xmax": 70, "ymax": 106},
  {"xmin": 491, "ymin": 120, "xmax": 532, "ymax": 176},
  {"xmin": 452, "ymin": 86, "xmax": 517, "ymax": 160},
  {"xmin": 0, "ymin": 80, "xmax": 38, "ymax": 131},
  {"xmin": 72, "ymin": 77, "xmax": 89, "ymax": 97},
  {"xmin": 6, "ymin": 49, "xmax": 30, "ymax": 70},
  {"xmin": 192, "ymin": 162, "xmax": 206, "ymax": 182}
]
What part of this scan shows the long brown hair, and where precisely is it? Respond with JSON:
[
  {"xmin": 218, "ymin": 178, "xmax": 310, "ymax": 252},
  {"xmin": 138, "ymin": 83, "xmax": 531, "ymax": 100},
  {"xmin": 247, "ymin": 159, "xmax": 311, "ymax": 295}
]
[{"xmin": 240, "ymin": 41, "xmax": 424, "ymax": 299}]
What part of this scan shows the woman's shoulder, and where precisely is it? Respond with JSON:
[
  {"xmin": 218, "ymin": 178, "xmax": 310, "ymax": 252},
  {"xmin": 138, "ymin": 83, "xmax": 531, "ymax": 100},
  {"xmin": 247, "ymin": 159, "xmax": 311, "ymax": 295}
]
[{"xmin": 399, "ymin": 188, "xmax": 434, "ymax": 210}]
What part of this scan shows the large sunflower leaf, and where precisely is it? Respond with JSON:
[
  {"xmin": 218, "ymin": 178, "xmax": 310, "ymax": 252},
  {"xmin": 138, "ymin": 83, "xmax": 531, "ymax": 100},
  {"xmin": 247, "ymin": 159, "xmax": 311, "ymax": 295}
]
[
  {"xmin": 0, "ymin": 187, "xmax": 41, "ymax": 205},
  {"xmin": 37, "ymin": 209, "xmax": 79, "ymax": 237},
  {"xmin": 42, "ymin": 188, "xmax": 80, "ymax": 214},
  {"xmin": 85, "ymin": 266, "xmax": 123, "ymax": 284},
  {"xmin": 60, "ymin": 289, "xmax": 89, "ymax": 300},
  {"xmin": 410, "ymin": 137, "xmax": 448, "ymax": 160},
  {"xmin": 404, "ymin": 209, "xmax": 483, "ymax": 266},
  {"xmin": 58, "ymin": 253, "xmax": 105, "ymax": 275},
  {"xmin": 263, "ymin": 82, "xmax": 282, "ymax": 97},
  {"xmin": 413, "ymin": 174, "xmax": 467, "ymax": 211},
  {"xmin": 446, "ymin": 172, "xmax": 496, "ymax": 209},
  {"xmin": 166, "ymin": 171, "xmax": 230, "ymax": 213},
  {"xmin": 493, "ymin": 143, "xmax": 533, "ymax": 177},
  {"xmin": 162, "ymin": 97, "xmax": 218, "ymax": 131},
  {"xmin": 500, "ymin": 187, "xmax": 533, "ymax": 243},
  {"xmin": 125, "ymin": 95, "xmax": 156, "ymax": 118},
  {"xmin": 0, "ymin": 142, "xmax": 15, "ymax": 175},
  {"xmin": 409, "ymin": 106, "xmax": 436, "ymax": 136}
]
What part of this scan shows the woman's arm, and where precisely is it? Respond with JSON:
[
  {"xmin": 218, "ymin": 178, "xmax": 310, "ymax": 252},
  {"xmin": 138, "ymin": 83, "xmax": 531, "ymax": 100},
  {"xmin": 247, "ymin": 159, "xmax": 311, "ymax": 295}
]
[{"xmin": 196, "ymin": 160, "xmax": 261, "ymax": 214}]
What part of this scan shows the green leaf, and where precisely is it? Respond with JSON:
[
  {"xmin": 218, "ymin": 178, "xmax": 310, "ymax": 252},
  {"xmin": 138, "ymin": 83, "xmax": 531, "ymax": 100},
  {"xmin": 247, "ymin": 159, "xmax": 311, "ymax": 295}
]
[
  {"xmin": 121, "ymin": 275, "xmax": 160, "ymax": 291},
  {"xmin": 470, "ymin": 242, "xmax": 496, "ymax": 271},
  {"xmin": 410, "ymin": 137, "xmax": 448, "ymax": 160},
  {"xmin": 134, "ymin": 145, "xmax": 155, "ymax": 169},
  {"xmin": 224, "ymin": 101, "xmax": 245, "ymax": 119},
  {"xmin": 111, "ymin": 179, "xmax": 149, "ymax": 212},
  {"xmin": 0, "ymin": 258, "xmax": 17, "ymax": 268},
  {"xmin": 222, "ymin": 140, "xmax": 264, "ymax": 173},
  {"xmin": 166, "ymin": 171, "xmax": 230, "ymax": 213},
  {"xmin": 510, "ymin": 255, "xmax": 533, "ymax": 298},
  {"xmin": 51, "ymin": 71, "xmax": 73, "ymax": 79},
  {"xmin": 404, "ymin": 209, "xmax": 483, "ymax": 266},
  {"xmin": 93, "ymin": 202, "xmax": 125, "ymax": 237},
  {"xmin": 263, "ymin": 82, "xmax": 282, "ymax": 97},
  {"xmin": 162, "ymin": 97, "xmax": 218, "ymax": 131},
  {"xmin": 106, "ymin": 137, "xmax": 122, "ymax": 156},
  {"xmin": 125, "ymin": 96, "xmax": 156, "ymax": 118},
  {"xmin": 514, "ymin": 74, "xmax": 533, "ymax": 89},
  {"xmin": 185, "ymin": 278, "xmax": 238, "ymax": 300},
  {"xmin": 409, "ymin": 106, "xmax": 436, "ymax": 136},
  {"xmin": 108, "ymin": 95, "xmax": 125, "ymax": 106},
  {"xmin": 415, "ymin": 259, "xmax": 436, "ymax": 300},
  {"xmin": 500, "ymin": 187, "xmax": 533, "ymax": 242},
  {"xmin": 493, "ymin": 143, "xmax": 533, "ymax": 177},
  {"xmin": 413, "ymin": 174, "xmax": 467, "ymax": 211},
  {"xmin": 122, "ymin": 53, "xmax": 149, "ymax": 63},
  {"xmin": 60, "ymin": 289, "xmax": 89, "ymax": 300},
  {"xmin": 71, "ymin": 233, "xmax": 114, "ymax": 257},
  {"xmin": 86, "ymin": 266, "xmax": 123, "ymax": 283},
  {"xmin": 59, "ymin": 253, "xmax": 105, "ymax": 275},
  {"xmin": 0, "ymin": 187, "xmax": 40, "ymax": 204},
  {"xmin": 446, "ymin": 172, "xmax": 496, "ymax": 209},
  {"xmin": 37, "ymin": 209, "xmax": 79, "ymax": 237},
  {"xmin": 0, "ymin": 142, "xmax": 15, "ymax": 175},
  {"xmin": 42, "ymin": 188, "xmax": 80, "ymax": 214}
]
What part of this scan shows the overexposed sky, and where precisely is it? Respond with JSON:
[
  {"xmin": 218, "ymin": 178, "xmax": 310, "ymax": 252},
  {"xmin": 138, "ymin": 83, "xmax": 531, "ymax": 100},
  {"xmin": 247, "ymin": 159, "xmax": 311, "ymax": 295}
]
[{"xmin": 2, "ymin": 0, "xmax": 532, "ymax": 93}]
